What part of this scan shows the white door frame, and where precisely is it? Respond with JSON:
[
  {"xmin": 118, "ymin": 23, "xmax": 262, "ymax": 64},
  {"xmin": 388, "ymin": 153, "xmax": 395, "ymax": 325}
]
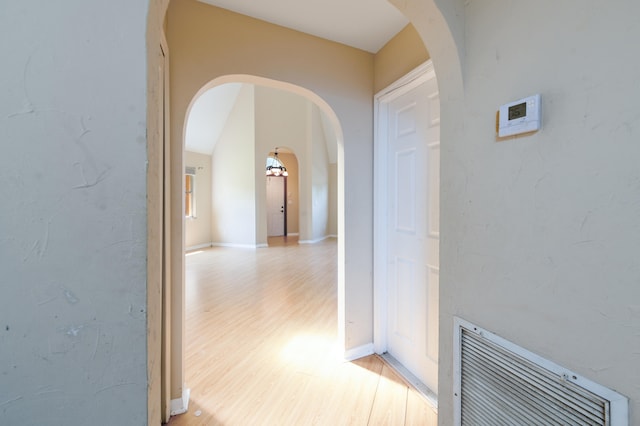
[{"xmin": 373, "ymin": 60, "xmax": 436, "ymax": 354}]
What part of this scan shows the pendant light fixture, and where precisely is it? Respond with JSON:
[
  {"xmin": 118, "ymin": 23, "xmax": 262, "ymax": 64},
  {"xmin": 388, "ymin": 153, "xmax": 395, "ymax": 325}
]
[{"xmin": 265, "ymin": 148, "xmax": 288, "ymax": 177}]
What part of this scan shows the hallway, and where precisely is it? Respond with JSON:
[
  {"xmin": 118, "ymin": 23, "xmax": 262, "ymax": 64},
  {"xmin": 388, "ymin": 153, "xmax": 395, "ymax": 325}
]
[{"xmin": 168, "ymin": 238, "xmax": 436, "ymax": 425}]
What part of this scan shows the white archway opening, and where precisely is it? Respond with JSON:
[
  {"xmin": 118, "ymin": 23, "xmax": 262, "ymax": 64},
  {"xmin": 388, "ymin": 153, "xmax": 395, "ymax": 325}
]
[{"xmin": 180, "ymin": 71, "xmax": 348, "ymax": 387}]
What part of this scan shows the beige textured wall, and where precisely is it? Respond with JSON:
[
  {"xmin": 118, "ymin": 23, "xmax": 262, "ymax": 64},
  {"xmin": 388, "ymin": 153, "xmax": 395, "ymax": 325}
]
[
  {"xmin": 373, "ymin": 24, "xmax": 430, "ymax": 93},
  {"xmin": 167, "ymin": 0, "xmax": 374, "ymax": 354}
]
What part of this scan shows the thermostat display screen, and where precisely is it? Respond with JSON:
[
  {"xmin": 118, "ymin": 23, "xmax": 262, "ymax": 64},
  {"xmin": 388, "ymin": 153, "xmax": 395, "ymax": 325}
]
[
  {"xmin": 508, "ymin": 102, "xmax": 527, "ymax": 120},
  {"xmin": 498, "ymin": 94, "xmax": 541, "ymax": 137}
]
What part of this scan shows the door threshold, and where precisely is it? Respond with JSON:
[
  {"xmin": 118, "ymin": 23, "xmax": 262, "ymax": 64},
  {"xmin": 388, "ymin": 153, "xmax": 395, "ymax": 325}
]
[{"xmin": 378, "ymin": 352, "xmax": 438, "ymax": 411}]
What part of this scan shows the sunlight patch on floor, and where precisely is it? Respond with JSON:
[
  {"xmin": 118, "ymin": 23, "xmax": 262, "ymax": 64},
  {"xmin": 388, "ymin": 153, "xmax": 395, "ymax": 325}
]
[{"xmin": 280, "ymin": 333, "xmax": 338, "ymax": 371}]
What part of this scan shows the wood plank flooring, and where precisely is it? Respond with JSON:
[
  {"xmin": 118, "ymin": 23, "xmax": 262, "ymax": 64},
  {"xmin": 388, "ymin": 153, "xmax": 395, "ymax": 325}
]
[{"xmin": 168, "ymin": 237, "xmax": 437, "ymax": 426}]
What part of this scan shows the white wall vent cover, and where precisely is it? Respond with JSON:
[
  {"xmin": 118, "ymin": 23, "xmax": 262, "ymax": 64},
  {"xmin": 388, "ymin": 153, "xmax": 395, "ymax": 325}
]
[{"xmin": 453, "ymin": 317, "xmax": 628, "ymax": 426}]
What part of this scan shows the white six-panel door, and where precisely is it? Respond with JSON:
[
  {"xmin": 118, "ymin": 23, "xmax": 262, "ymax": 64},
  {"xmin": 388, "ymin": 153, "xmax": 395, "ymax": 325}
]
[{"xmin": 378, "ymin": 64, "xmax": 440, "ymax": 394}]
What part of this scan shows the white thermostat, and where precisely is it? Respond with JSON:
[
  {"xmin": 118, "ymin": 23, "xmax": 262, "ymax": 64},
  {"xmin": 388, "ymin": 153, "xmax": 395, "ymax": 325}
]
[{"xmin": 498, "ymin": 94, "xmax": 541, "ymax": 137}]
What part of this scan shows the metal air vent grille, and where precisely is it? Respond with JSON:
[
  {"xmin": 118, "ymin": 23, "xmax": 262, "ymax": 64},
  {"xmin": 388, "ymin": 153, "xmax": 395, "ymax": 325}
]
[{"xmin": 454, "ymin": 318, "xmax": 628, "ymax": 426}]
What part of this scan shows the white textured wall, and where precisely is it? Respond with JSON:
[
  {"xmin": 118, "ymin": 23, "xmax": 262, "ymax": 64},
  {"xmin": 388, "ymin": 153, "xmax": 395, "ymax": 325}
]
[
  {"xmin": 401, "ymin": 0, "xmax": 640, "ymax": 424},
  {"xmin": 309, "ymin": 104, "xmax": 330, "ymax": 241},
  {"xmin": 327, "ymin": 163, "xmax": 338, "ymax": 236},
  {"xmin": 0, "ymin": 1, "xmax": 149, "ymax": 424},
  {"xmin": 185, "ymin": 151, "xmax": 212, "ymax": 249},
  {"xmin": 211, "ymin": 85, "xmax": 257, "ymax": 246}
]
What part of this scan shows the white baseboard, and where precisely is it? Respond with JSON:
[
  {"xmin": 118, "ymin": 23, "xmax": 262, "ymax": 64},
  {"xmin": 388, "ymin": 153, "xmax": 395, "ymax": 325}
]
[
  {"xmin": 298, "ymin": 235, "xmax": 336, "ymax": 244},
  {"xmin": 211, "ymin": 242, "xmax": 266, "ymax": 249},
  {"xmin": 170, "ymin": 387, "xmax": 190, "ymax": 416},
  {"xmin": 343, "ymin": 343, "xmax": 374, "ymax": 362},
  {"xmin": 287, "ymin": 232, "xmax": 300, "ymax": 236},
  {"xmin": 186, "ymin": 243, "xmax": 212, "ymax": 252},
  {"xmin": 380, "ymin": 352, "xmax": 438, "ymax": 409}
]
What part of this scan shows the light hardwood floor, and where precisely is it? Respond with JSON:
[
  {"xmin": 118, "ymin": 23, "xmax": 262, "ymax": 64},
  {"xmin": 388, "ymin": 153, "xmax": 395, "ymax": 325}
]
[{"xmin": 168, "ymin": 237, "xmax": 437, "ymax": 426}]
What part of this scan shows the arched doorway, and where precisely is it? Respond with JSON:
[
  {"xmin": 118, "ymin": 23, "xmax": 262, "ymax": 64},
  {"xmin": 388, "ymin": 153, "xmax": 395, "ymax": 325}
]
[
  {"xmin": 176, "ymin": 74, "xmax": 344, "ymax": 415},
  {"xmin": 265, "ymin": 148, "xmax": 300, "ymax": 241},
  {"xmin": 146, "ymin": 0, "xmax": 465, "ymax": 423},
  {"xmin": 182, "ymin": 76, "xmax": 342, "ymax": 249}
]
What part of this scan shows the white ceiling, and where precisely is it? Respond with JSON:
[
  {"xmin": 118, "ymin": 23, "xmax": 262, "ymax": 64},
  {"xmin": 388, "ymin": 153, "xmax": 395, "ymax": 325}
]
[
  {"xmin": 185, "ymin": 83, "xmax": 243, "ymax": 155},
  {"xmin": 197, "ymin": 0, "xmax": 409, "ymax": 53}
]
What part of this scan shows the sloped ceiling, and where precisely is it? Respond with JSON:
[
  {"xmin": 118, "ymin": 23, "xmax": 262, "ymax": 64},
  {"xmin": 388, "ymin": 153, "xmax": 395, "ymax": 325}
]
[
  {"xmin": 185, "ymin": 84, "xmax": 338, "ymax": 163},
  {"xmin": 197, "ymin": 0, "xmax": 409, "ymax": 53},
  {"xmin": 185, "ymin": 83, "xmax": 243, "ymax": 155}
]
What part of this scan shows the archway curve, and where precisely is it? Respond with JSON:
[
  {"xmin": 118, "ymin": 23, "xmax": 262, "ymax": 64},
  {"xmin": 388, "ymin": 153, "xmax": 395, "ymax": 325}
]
[
  {"xmin": 182, "ymin": 71, "xmax": 347, "ymax": 320},
  {"xmin": 182, "ymin": 75, "xmax": 346, "ymax": 244},
  {"xmin": 387, "ymin": 0, "xmax": 465, "ymax": 98},
  {"xmin": 181, "ymin": 70, "xmax": 345, "ymax": 306},
  {"xmin": 184, "ymin": 74, "xmax": 345, "ymax": 151},
  {"xmin": 181, "ymin": 71, "xmax": 348, "ymax": 398}
]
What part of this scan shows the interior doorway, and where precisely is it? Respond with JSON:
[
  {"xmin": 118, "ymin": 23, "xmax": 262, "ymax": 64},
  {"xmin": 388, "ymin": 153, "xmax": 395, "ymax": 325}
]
[
  {"xmin": 177, "ymin": 75, "xmax": 344, "ymax": 418},
  {"xmin": 266, "ymin": 175, "xmax": 287, "ymax": 237},
  {"xmin": 374, "ymin": 61, "xmax": 440, "ymax": 398},
  {"xmin": 265, "ymin": 148, "xmax": 299, "ymax": 240}
]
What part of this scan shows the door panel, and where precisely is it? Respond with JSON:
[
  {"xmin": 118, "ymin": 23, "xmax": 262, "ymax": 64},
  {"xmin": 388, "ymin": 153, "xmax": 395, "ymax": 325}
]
[
  {"xmin": 395, "ymin": 149, "xmax": 416, "ymax": 232},
  {"xmin": 386, "ymin": 75, "xmax": 440, "ymax": 393},
  {"xmin": 392, "ymin": 256, "xmax": 416, "ymax": 341}
]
